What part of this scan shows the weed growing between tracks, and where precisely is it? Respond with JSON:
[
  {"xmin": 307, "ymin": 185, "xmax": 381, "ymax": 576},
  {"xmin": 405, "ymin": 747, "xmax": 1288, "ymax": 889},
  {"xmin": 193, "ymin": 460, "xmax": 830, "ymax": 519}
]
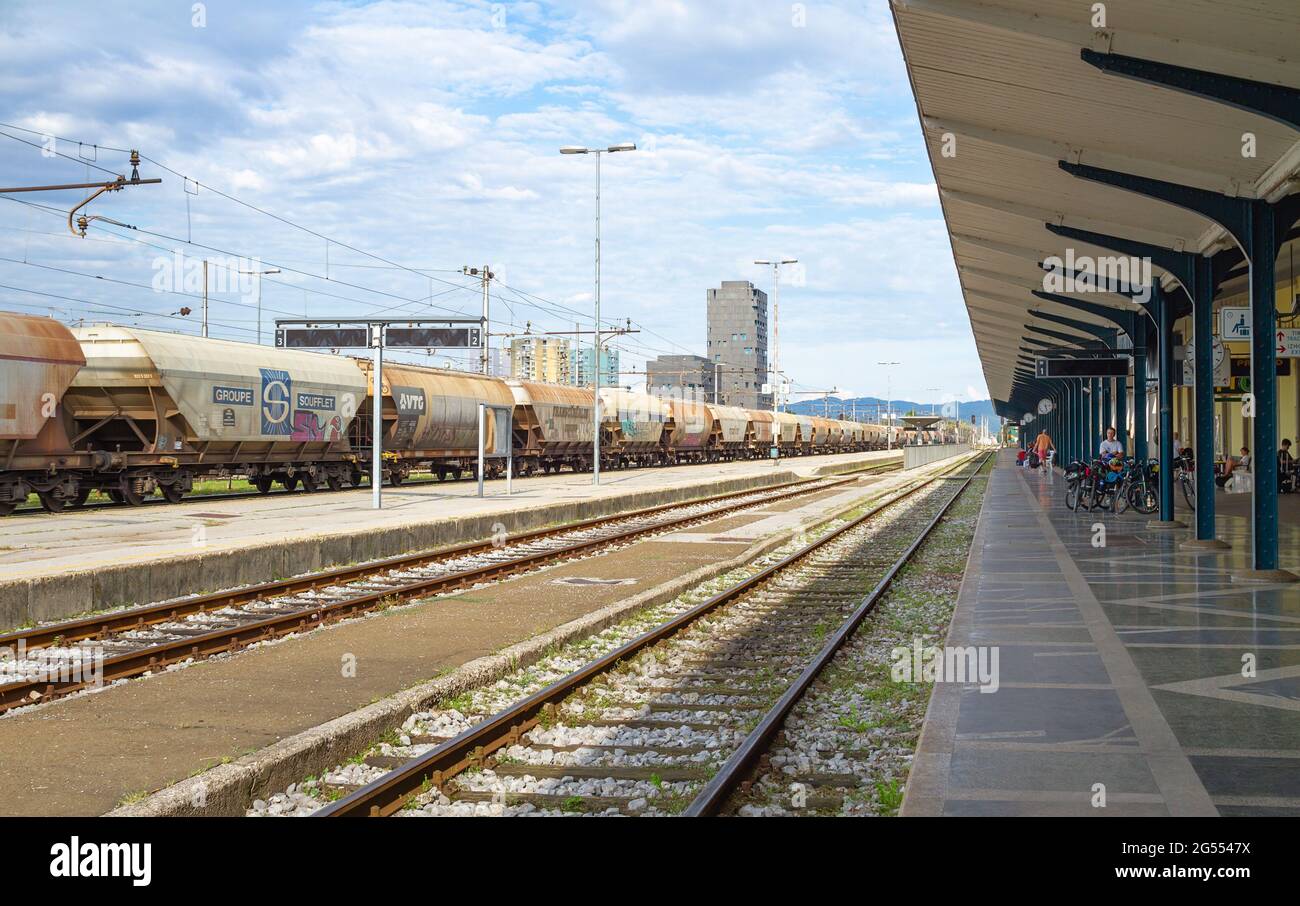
[{"xmin": 730, "ymin": 462, "xmax": 988, "ymax": 817}]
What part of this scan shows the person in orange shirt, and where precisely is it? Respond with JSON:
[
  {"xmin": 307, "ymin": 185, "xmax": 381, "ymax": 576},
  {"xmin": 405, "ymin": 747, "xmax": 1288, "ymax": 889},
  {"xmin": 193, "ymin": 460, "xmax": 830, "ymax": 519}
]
[{"xmin": 1034, "ymin": 429, "xmax": 1054, "ymax": 466}]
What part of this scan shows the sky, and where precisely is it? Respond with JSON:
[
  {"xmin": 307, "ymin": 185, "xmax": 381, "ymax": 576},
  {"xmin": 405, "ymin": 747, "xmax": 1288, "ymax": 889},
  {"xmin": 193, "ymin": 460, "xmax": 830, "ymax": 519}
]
[{"xmin": 0, "ymin": 0, "xmax": 987, "ymax": 405}]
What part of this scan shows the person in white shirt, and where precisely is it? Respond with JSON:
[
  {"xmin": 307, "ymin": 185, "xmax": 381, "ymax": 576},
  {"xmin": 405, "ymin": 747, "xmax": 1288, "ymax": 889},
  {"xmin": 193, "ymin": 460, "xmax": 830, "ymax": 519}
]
[
  {"xmin": 1098, "ymin": 426, "xmax": 1123, "ymax": 459},
  {"xmin": 1216, "ymin": 446, "xmax": 1250, "ymax": 488}
]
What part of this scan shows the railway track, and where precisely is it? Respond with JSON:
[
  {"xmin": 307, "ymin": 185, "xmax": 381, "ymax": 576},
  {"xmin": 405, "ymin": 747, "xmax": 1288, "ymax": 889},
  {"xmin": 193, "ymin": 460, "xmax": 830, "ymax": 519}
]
[
  {"xmin": 0, "ymin": 459, "xmax": 901, "ymax": 713},
  {"xmin": 7, "ymin": 452, "xmax": 890, "ymax": 517},
  {"xmin": 297, "ymin": 452, "xmax": 986, "ymax": 817}
]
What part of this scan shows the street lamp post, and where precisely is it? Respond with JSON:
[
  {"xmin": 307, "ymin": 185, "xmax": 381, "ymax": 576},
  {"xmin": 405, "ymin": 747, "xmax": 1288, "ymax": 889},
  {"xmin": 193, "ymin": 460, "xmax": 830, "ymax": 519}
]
[
  {"xmin": 237, "ymin": 267, "xmax": 281, "ymax": 344},
  {"xmin": 926, "ymin": 387, "xmax": 940, "ymax": 417},
  {"xmin": 560, "ymin": 142, "xmax": 636, "ymax": 486},
  {"xmin": 879, "ymin": 361, "xmax": 900, "ymax": 450},
  {"xmin": 755, "ymin": 258, "xmax": 797, "ymax": 412}
]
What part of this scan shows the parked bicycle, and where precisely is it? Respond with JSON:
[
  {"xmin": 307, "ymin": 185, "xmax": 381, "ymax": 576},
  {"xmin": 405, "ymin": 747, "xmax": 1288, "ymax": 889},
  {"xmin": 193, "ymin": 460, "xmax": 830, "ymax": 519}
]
[
  {"xmin": 1114, "ymin": 457, "xmax": 1160, "ymax": 515},
  {"xmin": 1173, "ymin": 452, "xmax": 1196, "ymax": 512},
  {"xmin": 1065, "ymin": 457, "xmax": 1126, "ymax": 511}
]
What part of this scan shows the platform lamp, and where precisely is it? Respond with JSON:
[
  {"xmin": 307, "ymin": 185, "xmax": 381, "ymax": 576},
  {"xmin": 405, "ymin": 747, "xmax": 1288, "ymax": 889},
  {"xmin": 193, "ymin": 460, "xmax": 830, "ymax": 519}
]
[{"xmin": 559, "ymin": 141, "xmax": 637, "ymax": 485}]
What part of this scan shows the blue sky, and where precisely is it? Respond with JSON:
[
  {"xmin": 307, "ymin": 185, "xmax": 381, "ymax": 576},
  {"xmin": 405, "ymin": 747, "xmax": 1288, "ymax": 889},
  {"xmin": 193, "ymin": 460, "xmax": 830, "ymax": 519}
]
[{"xmin": 0, "ymin": 0, "xmax": 986, "ymax": 403}]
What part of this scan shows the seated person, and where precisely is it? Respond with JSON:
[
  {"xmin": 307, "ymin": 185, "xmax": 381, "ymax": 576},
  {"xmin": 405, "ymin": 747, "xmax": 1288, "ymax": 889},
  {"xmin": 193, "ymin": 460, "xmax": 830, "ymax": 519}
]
[
  {"xmin": 1216, "ymin": 447, "xmax": 1250, "ymax": 488},
  {"xmin": 1098, "ymin": 427, "xmax": 1123, "ymax": 460}
]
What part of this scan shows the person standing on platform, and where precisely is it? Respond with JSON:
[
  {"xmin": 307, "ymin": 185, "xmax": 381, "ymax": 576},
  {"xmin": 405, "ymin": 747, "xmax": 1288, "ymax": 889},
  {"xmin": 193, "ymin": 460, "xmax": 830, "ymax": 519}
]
[{"xmin": 1033, "ymin": 429, "xmax": 1054, "ymax": 469}]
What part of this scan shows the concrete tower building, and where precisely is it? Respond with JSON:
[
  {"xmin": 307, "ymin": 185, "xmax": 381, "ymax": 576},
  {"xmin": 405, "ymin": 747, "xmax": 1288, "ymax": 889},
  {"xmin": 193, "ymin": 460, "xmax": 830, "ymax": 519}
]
[{"xmin": 706, "ymin": 280, "xmax": 770, "ymax": 409}]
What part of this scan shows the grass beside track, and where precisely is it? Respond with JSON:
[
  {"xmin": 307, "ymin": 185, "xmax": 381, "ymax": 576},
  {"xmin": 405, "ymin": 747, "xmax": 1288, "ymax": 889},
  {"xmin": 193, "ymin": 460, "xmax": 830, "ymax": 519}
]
[{"xmin": 733, "ymin": 451, "xmax": 992, "ymax": 816}]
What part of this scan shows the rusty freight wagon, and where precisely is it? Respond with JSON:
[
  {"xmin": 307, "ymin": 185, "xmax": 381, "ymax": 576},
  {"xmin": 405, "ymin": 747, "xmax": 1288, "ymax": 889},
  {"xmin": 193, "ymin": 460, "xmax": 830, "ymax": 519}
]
[
  {"xmin": 810, "ymin": 416, "xmax": 840, "ymax": 451},
  {"xmin": 662, "ymin": 397, "xmax": 713, "ymax": 463},
  {"xmin": 706, "ymin": 403, "xmax": 753, "ymax": 459},
  {"xmin": 772, "ymin": 411, "xmax": 803, "ymax": 455},
  {"xmin": 746, "ymin": 408, "xmax": 775, "ymax": 457},
  {"xmin": 352, "ymin": 361, "xmax": 515, "ymax": 483},
  {"xmin": 0, "ymin": 313, "xmax": 88, "ymax": 514},
  {"xmin": 598, "ymin": 388, "xmax": 668, "ymax": 467},
  {"xmin": 509, "ymin": 380, "xmax": 595, "ymax": 474}
]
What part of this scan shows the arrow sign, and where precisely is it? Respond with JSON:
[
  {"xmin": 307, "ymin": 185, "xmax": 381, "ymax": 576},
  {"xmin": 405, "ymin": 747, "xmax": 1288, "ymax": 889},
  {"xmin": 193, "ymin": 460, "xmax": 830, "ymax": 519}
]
[{"xmin": 1278, "ymin": 328, "xmax": 1300, "ymax": 358}]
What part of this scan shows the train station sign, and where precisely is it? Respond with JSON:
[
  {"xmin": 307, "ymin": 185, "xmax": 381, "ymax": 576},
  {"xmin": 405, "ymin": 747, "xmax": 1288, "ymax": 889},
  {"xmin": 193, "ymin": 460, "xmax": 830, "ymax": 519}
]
[
  {"xmin": 386, "ymin": 326, "xmax": 481, "ymax": 349},
  {"xmin": 1278, "ymin": 328, "xmax": 1300, "ymax": 358},
  {"xmin": 1035, "ymin": 356, "xmax": 1129, "ymax": 379},
  {"xmin": 276, "ymin": 326, "xmax": 371, "ymax": 348},
  {"xmin": 1220, "ymin": 307, "xmax": 1251, "ymax": 341},
  {"xmin": 276, "ymin": 321, "xmax": 482, "ymax": 349}
]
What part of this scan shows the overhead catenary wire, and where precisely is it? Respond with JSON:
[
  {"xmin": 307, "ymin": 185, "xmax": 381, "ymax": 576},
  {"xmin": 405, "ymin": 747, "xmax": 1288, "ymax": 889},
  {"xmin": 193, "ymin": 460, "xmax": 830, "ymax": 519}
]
[{"xmin": 0, "ymin": 123, "xmax": 713, "ymax": 373}]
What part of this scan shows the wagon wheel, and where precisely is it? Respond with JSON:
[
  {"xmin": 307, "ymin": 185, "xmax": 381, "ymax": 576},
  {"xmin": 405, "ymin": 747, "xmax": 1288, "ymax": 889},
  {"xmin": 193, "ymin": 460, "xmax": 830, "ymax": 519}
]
[
  {"xmin": 349, "ymin": 471, "xmax": 364, "ymax": 488},
  {"xmin": 160, "ymin": 484, "xmax": 186, "ymax": 504},
  {"xmin": 37, "ymin": 490, "xmax": 71, "ymax": 514},
  {"xmin": 436, "ymin": 467, "xmax": 449, "ymax": 482},
  {"xmin": 107, "ymin": 489, "xmax": 125, "ymax": 504},
  {"xmin": 119, "ymin": 478, "xmax": 150, "ymax": 507},
  {"xmin": 70, "ymin": 487, "xmax": 92, "ymax": 508},
  {"xmin": 0, "ymin": 500, "xmax": 14, "ymax": 517},
  {"xmin": 388, "ymin": 471, "xmax": 403, "ymax": 487},
  {"xmin": 283, "ymin": 476, "xmax": 299, "ymax": 492},
  {"xmin": 326, "ymin": 473, "xmax": 345, "ymax": 492},
  {"xmin": 253, "ymin": 476, "xmax": 274, "ymax": 495},
  {"xmin": 300, "ymin": 473, "xmax": 319, "ymax": 492}
]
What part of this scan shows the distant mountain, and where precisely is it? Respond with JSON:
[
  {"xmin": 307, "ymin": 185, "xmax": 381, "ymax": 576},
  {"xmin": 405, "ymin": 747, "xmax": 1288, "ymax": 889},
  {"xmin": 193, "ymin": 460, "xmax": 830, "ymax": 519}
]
[{"xmin": 786, "ymin": 396, "xmax": 1000, "ymax": 427}]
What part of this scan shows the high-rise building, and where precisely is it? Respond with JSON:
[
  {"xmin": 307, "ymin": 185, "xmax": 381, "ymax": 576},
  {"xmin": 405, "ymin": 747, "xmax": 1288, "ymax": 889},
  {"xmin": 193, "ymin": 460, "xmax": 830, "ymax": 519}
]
[
  {"xmin": 575, "ymin": 346, "xmax": 619, "ymax": 389},
  {"xmin": 509, "ymin": 337, "xmax": 573, "ymax": 384},
  {"xmin": 706, "ymin": 280, "xmax": 770, "ymax": 409},
  {"xmin": 486, "ymin": 347, "xmax": 511, "ymax": 378},
  {"xmin": 647, "ymin": 354, "xmax": 714, "ymax": 402}
]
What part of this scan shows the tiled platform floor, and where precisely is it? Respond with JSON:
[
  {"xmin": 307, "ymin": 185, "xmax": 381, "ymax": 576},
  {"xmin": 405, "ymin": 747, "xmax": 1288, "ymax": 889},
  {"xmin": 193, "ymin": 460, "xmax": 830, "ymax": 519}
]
[{"xmin": 903, "ymin": 449, "xmax": 1300, "ymax": 817}]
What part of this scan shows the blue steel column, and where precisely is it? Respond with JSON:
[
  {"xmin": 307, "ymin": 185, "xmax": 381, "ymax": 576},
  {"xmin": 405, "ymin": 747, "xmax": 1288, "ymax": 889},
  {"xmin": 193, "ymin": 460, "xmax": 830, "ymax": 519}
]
[
  {"xmin": 1084, "ymin": 379, "xmax": 1093, "ymax": 457},
  {"xmin": 1154, "ymin": 285, "xmax": 1177, "ymax": 521},
  {"xmin": 1191, "ymin": 256, "xmax": 1223, "ymax": 545},
  {"xmin": 1116, "ymin": 372, "xmax": 1128, "ymax": 453},
  {"xmin": 1132, "ymin": 330, "xmax": 1149, "ymax": 463},
  {"xmin": 1075, "ymin": 379, "xmax": 1086, "ymax": 462},
  {"xmin": 1102, "ymin": 376, "xmax": 1112, "ymax": 437},
  {"xmin": 1093, "ymin": 377, "xmax": 1102, "ymax": 453},
  {"xmin": 1248, "ymin": 202, "xmax": 1281, "ymax": 567}
]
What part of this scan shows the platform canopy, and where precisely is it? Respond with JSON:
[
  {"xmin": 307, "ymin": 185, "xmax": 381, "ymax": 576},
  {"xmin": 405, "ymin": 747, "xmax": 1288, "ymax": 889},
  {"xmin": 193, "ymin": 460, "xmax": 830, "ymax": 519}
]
[
  {"xmin": 900, "ymin": 415, "xmax": 943, "ymax": 430},
  {"xmin": 890, "ymin": 0, "xmax": 1300, "ymax": 411}
]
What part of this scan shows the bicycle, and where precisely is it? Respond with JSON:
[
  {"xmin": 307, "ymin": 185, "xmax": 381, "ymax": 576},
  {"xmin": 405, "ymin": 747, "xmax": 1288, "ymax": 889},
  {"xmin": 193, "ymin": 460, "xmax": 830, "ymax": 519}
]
[
  {"xmin": 1118, "ymin": 458, "xmax": 1160, "ymax": 515},
  {"xmin": 1174, "ymin": 453, "xmax": 1196, "ymax": 512}
]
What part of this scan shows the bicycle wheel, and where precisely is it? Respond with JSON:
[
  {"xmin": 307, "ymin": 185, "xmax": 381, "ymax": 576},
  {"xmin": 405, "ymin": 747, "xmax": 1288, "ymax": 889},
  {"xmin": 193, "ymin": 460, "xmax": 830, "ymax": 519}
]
[
  {"xmin": 1113, "ymin": 479, "xmax": 1131, "ymax": 514},
  {"xmin": 1132, "ymin": 482, "xmax": 1159, "ymax": 515},
  {"xmin": 1181, "ymin": 476, "xmax": 1196, "ymax": 512},
  {"xmin": 1066, "ymin": 482, "xmax": 1080, "ymax": 511}
]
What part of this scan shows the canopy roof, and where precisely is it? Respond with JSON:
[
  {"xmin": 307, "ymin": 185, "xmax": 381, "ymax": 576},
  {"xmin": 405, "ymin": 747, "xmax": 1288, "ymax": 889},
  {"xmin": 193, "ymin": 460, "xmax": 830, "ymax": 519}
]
[{"xmin": 890, "ymin": 0, "xmax": 1300, "ymax": 411}]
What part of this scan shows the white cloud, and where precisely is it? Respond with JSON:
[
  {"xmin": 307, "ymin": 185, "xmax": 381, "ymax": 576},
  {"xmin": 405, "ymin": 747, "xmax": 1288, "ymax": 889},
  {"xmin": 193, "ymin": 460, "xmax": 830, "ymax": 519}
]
[{"xmin": 0, "ymin": 0, "xmax": 988, "ymax": 403}]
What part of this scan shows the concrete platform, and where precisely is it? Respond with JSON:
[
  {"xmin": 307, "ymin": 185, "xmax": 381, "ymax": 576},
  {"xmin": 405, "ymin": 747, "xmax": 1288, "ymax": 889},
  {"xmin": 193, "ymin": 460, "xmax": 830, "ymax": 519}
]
[
  {"xmin": 904, "ymin": 449, "xmax": 1300, "ymax": 817},
  {"xmin": 0, "ymin": 450, "xmax": 896, "ymax": 630},
  {"xmin": 0, "ymin": 463, "xmax": 923, "ymax": 816}
]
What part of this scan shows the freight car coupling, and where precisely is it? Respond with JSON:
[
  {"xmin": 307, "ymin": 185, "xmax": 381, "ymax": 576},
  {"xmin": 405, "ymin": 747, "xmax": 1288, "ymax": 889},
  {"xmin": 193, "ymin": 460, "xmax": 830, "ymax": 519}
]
[{"xmin": 1, "ymin": 312, "xmax": 907, "ymax": 516}]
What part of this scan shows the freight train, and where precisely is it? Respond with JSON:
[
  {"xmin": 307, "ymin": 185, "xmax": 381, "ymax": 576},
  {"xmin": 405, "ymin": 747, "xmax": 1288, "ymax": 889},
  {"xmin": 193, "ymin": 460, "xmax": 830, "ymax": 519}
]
[{"xmin": 0, "ymin": 313, "xmax": 900, "ymax": 515}]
